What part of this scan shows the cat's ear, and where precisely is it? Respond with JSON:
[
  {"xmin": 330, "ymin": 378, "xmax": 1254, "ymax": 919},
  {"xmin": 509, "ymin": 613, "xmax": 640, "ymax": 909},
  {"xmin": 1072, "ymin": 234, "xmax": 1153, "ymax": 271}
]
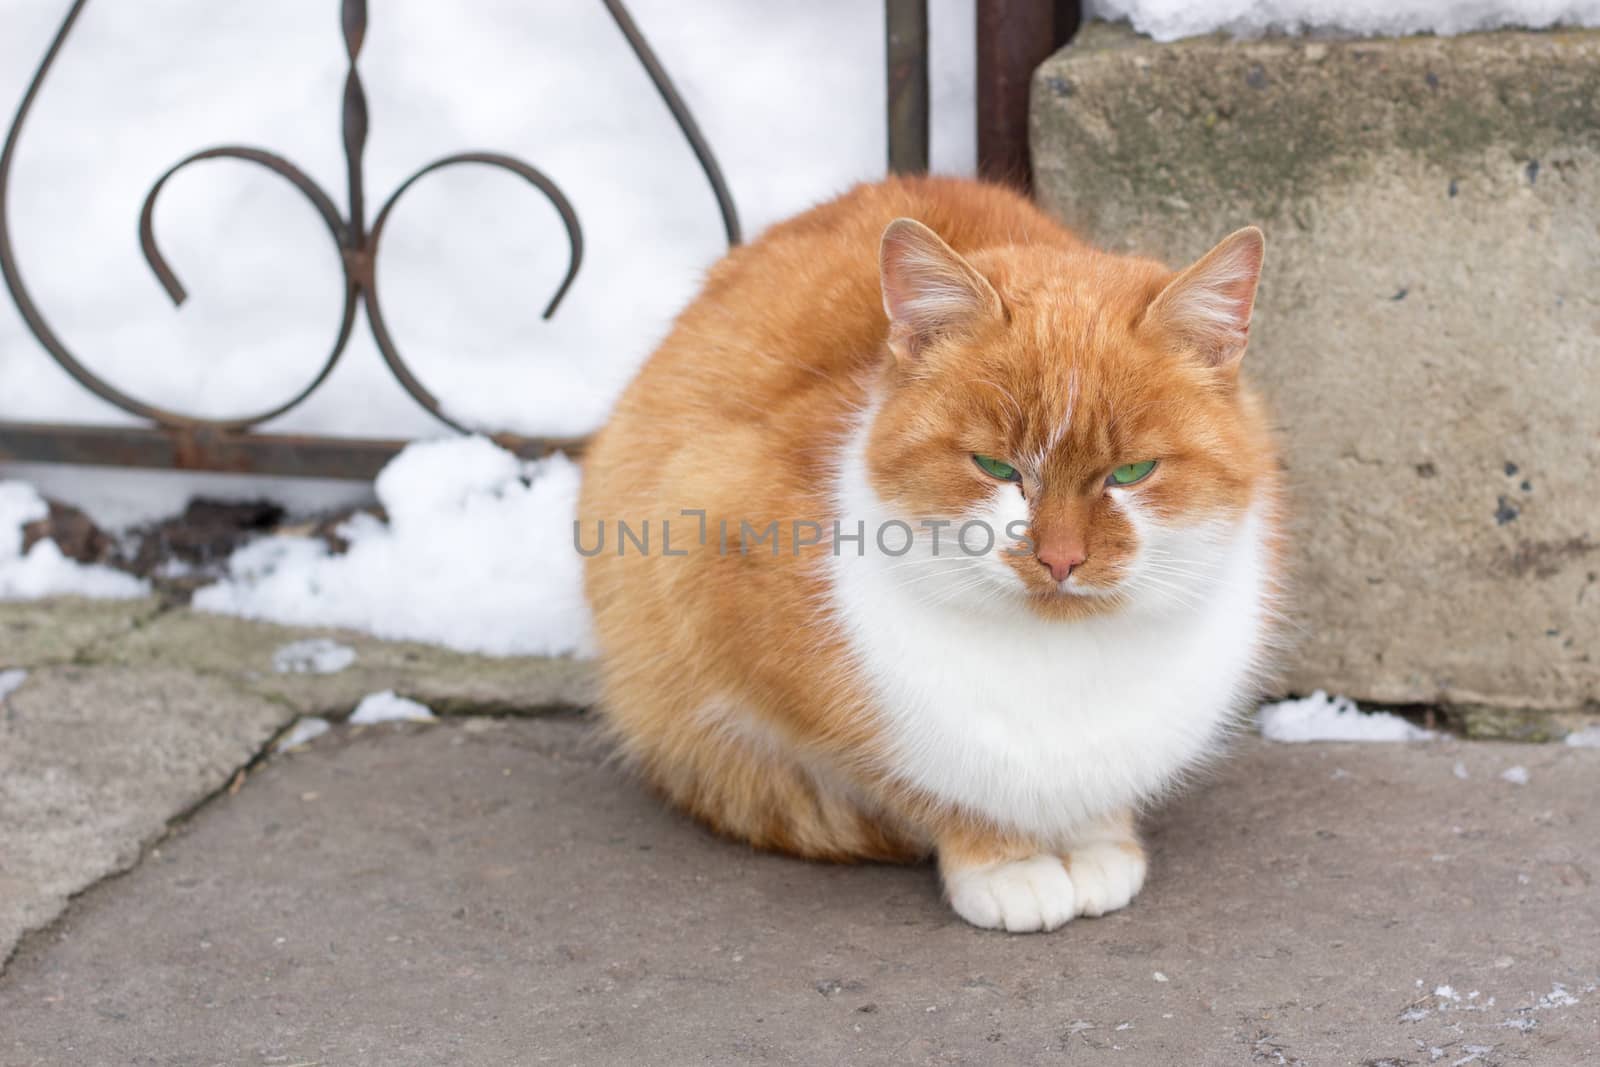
[
  {"xmin": 1144, "ymin": 227, "xmax": 1264, "ymax": 370},
  {"xmin": 879, "ymin": 218, "xmax": 1002, "ymax": 364}
]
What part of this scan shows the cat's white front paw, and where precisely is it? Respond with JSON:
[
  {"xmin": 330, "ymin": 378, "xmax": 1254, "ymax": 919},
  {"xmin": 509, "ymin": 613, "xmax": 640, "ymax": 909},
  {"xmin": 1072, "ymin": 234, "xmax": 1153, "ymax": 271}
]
[
  {"xmin": 944, "ymin": 855, "xmax": 1076, "ymax": 932},
  {"xmin": 1064, "ymin": 840, "xmax": 1148, "ymax": 918}
]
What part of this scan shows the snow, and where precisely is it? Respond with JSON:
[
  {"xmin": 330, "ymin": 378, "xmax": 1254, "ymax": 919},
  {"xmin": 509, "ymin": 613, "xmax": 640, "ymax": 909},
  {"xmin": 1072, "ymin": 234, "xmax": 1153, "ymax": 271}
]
[
  {"xmin": 194, "ymin": 437, "xmax": 591, "ymax": 657},
  {"xmin": 1086, "ymin": 0, "xmax": 1600, "ymax": 41},
  {"xmin": 0, "ymin": 480, "xmax": 150, "ymax": 600},
  {"xmin": 1532, "ymin": 983, "xmax": 1580, "ymax": 1009},
  {"xmin": 274, "ymin": 716, "xmax": 332, "ymax": 752},
  {"xmin": 1, "ymin": 0, "xmax": 976, "ymax": 522},
  {"xmin": 1565, "ymin": 725, "xmax": 1600, "ymax": 748},
  {"xmin": 1499, "ymin": 765, "xmax": 1530, "ymax": 785},
  {"xmin": 349, "ymin": 690, "xmax": 436, "ymax": 725},
  {"xmin": 0, "ymin": 669, "xmax": 27, "ymax": 702},
  {"xmin": 271, "ymin": 638, "xmax": 357, "ymax": 675},
  {"xmin": 1258, "ymin": 691, "xmax": 1435, "ymax": 743}
]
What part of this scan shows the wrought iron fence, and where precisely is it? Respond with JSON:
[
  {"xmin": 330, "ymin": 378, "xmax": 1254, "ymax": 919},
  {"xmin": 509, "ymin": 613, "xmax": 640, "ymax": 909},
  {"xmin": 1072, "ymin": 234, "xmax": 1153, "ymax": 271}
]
[{"xmin": 0, "ymin": 0, "xmax": 1073, "ymax": 480}]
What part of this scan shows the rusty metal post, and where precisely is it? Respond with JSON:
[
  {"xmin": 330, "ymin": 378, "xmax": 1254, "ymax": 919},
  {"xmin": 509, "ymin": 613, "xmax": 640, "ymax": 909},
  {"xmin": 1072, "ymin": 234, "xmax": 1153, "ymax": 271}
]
[
  {"xmin": 977, "ymin": 0, "xmax": 1079, "ymax": 189},
  {"xmin": 886, "ymin": 0, "xmax": 929, "ymax": 173}
]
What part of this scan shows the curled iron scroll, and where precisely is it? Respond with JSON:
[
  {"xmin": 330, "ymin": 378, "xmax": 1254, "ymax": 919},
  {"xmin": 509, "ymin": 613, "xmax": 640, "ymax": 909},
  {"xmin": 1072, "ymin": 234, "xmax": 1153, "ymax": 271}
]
[
  {"xmin": 363, "ymin": 152, "xmax": 584, "ymax": 435},
  {"xmin": 0, "ymin": 0, "xmax": 742, "ymax": 435},
  {"xmin": 136, "ymin": 146, "xmax": 359, "ymax": 430}
]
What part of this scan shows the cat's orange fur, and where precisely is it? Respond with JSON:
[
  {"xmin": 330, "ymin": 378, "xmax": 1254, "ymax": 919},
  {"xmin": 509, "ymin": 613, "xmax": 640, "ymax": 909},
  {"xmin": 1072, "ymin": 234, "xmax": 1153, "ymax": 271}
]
[{"xmin": 578, "ymin": 176, "xmax": 1282, "ymax": 929}]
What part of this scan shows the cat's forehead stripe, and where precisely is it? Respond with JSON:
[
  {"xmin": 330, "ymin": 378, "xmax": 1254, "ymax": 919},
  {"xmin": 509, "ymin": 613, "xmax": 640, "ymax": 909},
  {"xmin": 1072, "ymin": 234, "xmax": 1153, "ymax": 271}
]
[{"xmin": 1045, "ymin": 366, "xmax": 1080, "ymax": 454}]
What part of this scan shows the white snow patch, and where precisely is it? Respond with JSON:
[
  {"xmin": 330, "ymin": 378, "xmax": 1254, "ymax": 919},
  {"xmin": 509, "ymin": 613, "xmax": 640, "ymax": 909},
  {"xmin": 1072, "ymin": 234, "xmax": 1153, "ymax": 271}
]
[
  {"xmin": 1532, "ymin": 983, "xmax": 1579, "ymax": 1009},
  {"xmin": 0, "ymin": 668, "xmax": 27, "ymax": 702},
  {"xmin": 1499, "ymin": 765, "xmax": 1530, "ymax": 785},
  {"xmin": 0, "ymin": 481, "xmax": 149, "ymax": 601},
  {"xmin": 275, "ymin": 716, "xmax": 332, "ymax": 752},
  {"xmin": 1086, "ymin": 0, "xmax": 1600, "ymax": 42},
  {"xmin": 272, "ymin": 638, "xmax": 357, "ymax": 675},
  {"xmin": 349, "ymin": 691, "xmax": 436, "ymax": 725},
  {"xmin": 1152, "ymin": 971, "xmax": 1169, "ymax": 982},
  {"xmin": 1453, "ymin": 761, "xmax": 1470, "ymax": 780},
  {"xmin": 1434, "ymin": 985, "xmax": 1461, "ymax": 1002},
  {"xmin": 153, "ymin": 557, "xmax": 198, "ymax": 580},
  {"xmin": 194, "ymin": 438, "xmax": 592, "ymax": 657},
  {"xmin": 1259, "ymin": 691, "xmax": 1434, "ymax": 743},
  {"xmin": 1564, "ymin": 725, "xmax": 1600, "ymax": 748}
]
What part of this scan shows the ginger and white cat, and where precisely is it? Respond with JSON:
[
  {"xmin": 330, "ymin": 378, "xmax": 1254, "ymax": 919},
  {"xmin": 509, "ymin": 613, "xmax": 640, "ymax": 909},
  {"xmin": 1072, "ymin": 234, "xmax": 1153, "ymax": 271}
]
[{"xmin": 578, "ymin": 176, "xmax": 1282, "ymax": 932}]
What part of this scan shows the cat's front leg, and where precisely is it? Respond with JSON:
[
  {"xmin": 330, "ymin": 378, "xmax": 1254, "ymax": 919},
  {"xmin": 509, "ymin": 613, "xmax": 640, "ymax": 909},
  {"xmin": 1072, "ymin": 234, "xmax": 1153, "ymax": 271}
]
[
  {"xmin": 1060, "ymin": 810, "xmax": 1148, "ymax": 919},
  {"xmin": 937, "ymin": 825, "xmax": 1078, "ymax": 933},
  {"xmin": 937, "ymin": 811, "xmax": 1147, "ymax": 932}
]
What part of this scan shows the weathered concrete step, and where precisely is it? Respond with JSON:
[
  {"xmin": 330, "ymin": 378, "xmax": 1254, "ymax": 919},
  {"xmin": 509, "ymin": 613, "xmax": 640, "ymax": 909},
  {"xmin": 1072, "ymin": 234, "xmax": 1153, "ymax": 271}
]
[
  {"xmin": 85, "ymin": 606, "xmax": 597, "ymax": 718},
  {"xmin": 0, "ymin": 597, "xmax": 597, "ymax": 718},
  {"xmin": 1032, "ymin": 26, "xmax": 1600, "ymax": 726},
  {"xmin": 0, "ymin": 596, "xmax": 161, "ymax": 667}
]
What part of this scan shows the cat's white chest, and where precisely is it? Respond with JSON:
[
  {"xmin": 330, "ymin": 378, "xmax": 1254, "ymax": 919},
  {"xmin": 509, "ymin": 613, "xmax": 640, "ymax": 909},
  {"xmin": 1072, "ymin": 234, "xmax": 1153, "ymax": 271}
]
[{"xmin": 826, "ymin": 490, "xmax": 1272, "ymax": 844}]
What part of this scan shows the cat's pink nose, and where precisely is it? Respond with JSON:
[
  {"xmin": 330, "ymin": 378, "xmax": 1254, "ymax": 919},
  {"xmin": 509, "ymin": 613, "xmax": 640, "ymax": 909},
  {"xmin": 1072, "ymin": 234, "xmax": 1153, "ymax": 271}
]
[{"xmin": 1037, "ymin": 543, "xmax": 1087, "ymax": 583}]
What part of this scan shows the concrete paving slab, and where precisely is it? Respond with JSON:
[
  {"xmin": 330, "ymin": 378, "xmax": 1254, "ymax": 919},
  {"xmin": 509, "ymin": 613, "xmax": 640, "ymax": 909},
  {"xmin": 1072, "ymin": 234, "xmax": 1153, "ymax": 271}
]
[
  {"xmin": 0, "ymin": 665, "xmax": 296, "ymax": 969},
  {"xmin": 0, "ymin": 597, "xmax": 162, "ymax": 669},
  {"xmin": 88, "ymin": 608, "xmax": 597, "ymax": 718},
  {"xmin": 2, "ymin": 719, "xmax": 1594, "ymax": 1066}
]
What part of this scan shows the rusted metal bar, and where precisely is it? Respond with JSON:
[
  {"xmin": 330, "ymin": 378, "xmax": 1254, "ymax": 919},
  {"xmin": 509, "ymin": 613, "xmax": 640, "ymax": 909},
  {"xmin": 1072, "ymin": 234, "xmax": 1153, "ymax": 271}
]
[
  {"xmin": 341, "ymin": 0, "xmax": 370, "ymax": 243},
  {"xmin": 601, "ymin": 0, "xmax": 742, "ymax": 245},
  {"xmin": 886, "ymin": 0, "xmax": 929, "ymax": 173},
  {"xmin": 0, "ymin": 421, "xmax": 586, "ymax": 481},
  {"xmin": 977, "ymin": 0, "xmax": 1079, "ymax": 188}
]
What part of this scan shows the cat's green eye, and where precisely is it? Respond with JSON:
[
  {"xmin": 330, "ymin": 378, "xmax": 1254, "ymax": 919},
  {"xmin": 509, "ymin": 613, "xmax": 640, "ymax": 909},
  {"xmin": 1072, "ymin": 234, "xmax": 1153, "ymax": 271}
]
[
  {"xmin": 1108, "ymin": 459, "xmax": 1158, "ymax": 486},
  {"xmin": 973, "ymin": 454, "xmax": 1020, "ymax": 481}
]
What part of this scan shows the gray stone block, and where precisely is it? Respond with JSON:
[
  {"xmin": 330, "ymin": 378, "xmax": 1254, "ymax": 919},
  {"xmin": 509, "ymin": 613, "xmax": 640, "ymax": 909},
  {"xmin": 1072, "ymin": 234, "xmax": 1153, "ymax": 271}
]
[{"xmin": 1032, "ymin": 25, "xmax": 1600, "ymax": 716}]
